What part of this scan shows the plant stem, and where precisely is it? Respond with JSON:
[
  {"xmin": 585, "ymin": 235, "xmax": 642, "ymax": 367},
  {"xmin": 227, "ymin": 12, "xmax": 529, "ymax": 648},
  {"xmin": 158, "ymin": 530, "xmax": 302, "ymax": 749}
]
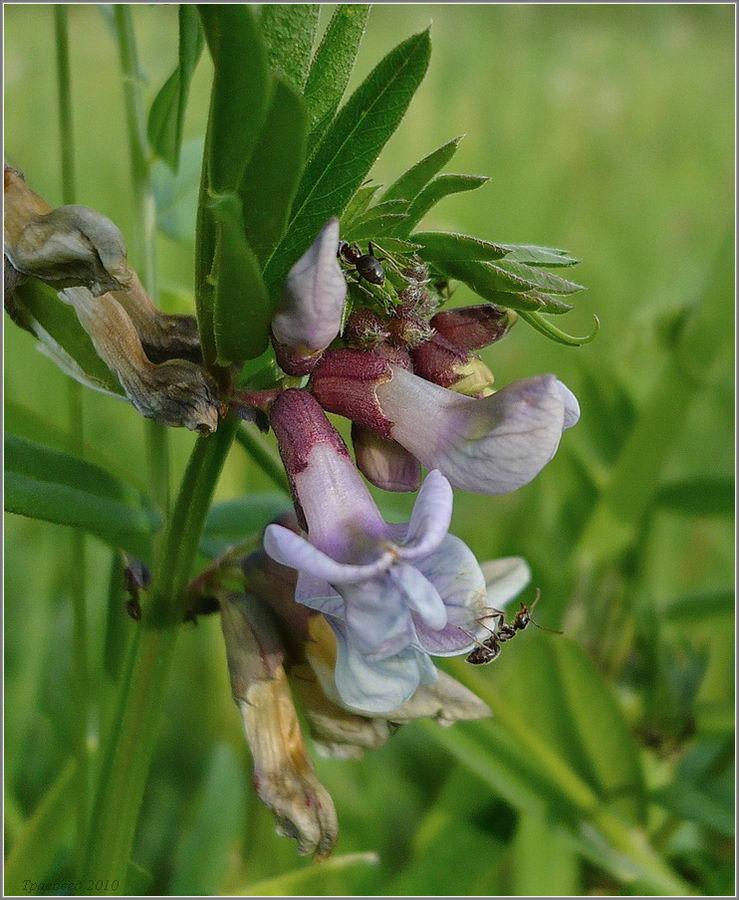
[
  {"xmin": 234, "ymin": 425, "xmax": 290, "ymax": 493},
  {"xmin": 55, "ymin": 5, "xmax": 89, "ymax": 871},
  {"xmin": 112, "ymin": 5, "xmax": 170, "ymax": 518},
  {"xmin": 82, "ymin": 417, "xmax": 238, "ymax": 892}
]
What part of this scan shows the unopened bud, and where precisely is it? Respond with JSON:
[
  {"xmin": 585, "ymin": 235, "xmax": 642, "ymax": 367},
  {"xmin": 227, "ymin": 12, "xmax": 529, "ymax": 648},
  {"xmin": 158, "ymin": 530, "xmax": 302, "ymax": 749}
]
[
  {"xmin": 430, "ymin": 304, "xmax": 515, "ymax": 351},
  {"xmin": 351, "ymin": 424, "xmax": 421, "ymax": 492},
  {"xmin": 411, "ymin": 334, "xmax": 495, "ymax": 396}
]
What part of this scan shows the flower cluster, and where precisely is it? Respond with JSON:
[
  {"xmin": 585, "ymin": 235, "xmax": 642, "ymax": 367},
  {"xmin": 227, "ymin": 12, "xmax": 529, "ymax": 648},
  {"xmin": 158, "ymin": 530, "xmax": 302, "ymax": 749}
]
[{"xmin": 245, "ymin": 219, "xmax": 579, "ymax": 712}]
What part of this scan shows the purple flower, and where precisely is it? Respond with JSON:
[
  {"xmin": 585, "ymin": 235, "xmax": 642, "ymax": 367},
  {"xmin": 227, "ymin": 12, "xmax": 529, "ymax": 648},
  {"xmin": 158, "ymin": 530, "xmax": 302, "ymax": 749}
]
[
  {"xmin": 263, "ymin": 389, "xmax": 493, "ymax": 713},
  {"xmin": 310, "ymin": 349, "xmax": 579, "ymax": 496},
  {"xmin": 270, "ymin": 217, "xmax": 346, "ymax": 375}
]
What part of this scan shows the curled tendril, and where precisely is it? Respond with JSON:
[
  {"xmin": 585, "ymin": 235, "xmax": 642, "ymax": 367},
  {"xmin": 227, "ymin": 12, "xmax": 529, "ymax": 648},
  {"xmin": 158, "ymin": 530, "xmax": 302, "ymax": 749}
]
[{"xmin": 518, "ymin": 310, "xmax": 600, "ymax": 346}]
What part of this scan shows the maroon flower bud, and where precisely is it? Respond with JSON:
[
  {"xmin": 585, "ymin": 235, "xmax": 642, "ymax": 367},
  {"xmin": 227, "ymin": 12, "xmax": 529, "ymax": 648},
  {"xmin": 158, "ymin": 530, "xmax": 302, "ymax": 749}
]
[
  {"xmin": 309, "ymin": 350, "xmax": 395, "ymax": 439},
  {"xmin": 351, "ymin": 423, "xmax": 421, "ymax": 493},
  {"xmin": 370, "ymin": 341, "xmax": 413, "ymax": 370},
  {"xmin": 430, "ymin": 304, "xmax": 515, "ymax": 351},
  {"xmin": 387, "ymin": 311, "xmax": 435, "ymax": 349},
  {"xmin": 411, "ymin": 334, "xmax": 495, "ymax": 396},
  {"xmin": 343, "ymin": 307, "xmax": 390, "ymax": 349}
]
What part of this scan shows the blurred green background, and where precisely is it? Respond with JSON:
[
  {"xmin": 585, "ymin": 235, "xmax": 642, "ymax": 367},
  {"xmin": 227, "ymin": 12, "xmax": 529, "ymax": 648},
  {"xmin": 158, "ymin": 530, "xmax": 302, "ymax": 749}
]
[{"xmin": 4, "ymin": 4, "xmax": 734, "ymax": 895}]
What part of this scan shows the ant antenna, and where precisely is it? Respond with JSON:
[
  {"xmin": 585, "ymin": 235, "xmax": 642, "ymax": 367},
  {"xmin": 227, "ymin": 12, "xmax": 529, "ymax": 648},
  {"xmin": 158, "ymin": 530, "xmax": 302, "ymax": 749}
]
[
  {"xmin": 454, "ymin": 624, "xmax": 493, "ymax": 651},
  {"xmin": 526, "ymin": 589, "xmax": 563, "ymax": 635}
]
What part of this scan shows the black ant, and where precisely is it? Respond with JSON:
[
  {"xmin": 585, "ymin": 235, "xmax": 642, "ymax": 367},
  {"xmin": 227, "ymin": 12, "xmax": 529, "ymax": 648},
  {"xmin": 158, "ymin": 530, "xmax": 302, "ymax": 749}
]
[
  {"xmin": 338, "ymin": 240, "xmax": 385, "ymax": 286},
  {"xmin": 465, "ymin": 590, "xmax": 561, "ymax": 665}
]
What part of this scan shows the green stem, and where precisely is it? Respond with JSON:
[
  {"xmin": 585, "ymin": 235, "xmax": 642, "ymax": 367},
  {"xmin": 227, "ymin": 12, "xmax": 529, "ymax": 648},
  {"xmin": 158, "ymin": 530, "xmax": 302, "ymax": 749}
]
[
  {"xmin": 234, "ymin": 425, "xmax": 290, "ymax": 493},
  {"xmin": 113, "ymin": 6, "xmax": 170, "ymax": 518},
  {"xmin": 55, "ymin": 5, "xmax": 88, "ymax": 871},
  {"xmin": 82, "ymin": 418, "xmax": 238, "ymax": 892},
  {"xmin": 112, "ymin": 5, "xmax": 156, "ymax": 296}
]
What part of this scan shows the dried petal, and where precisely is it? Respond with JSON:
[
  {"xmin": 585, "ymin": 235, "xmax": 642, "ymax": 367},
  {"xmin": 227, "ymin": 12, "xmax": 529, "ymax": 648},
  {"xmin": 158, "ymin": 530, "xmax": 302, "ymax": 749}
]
[{"xmin": 220, "ymin": 593, "xmax": 338, "ymax": 859}]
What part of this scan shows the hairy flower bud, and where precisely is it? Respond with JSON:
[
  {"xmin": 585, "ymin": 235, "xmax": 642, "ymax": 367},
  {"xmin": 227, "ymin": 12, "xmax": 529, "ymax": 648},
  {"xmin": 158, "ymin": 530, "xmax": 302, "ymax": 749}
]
[{"xmin": 430, "ymin": 304, "xmax": 515, "ymax": 351}]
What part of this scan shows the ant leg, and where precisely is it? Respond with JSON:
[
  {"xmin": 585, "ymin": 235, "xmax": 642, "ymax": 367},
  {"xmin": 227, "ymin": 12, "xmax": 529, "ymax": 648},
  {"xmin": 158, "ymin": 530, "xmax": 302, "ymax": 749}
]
[{"xmin": 453, "ymin": 624, "xmax": 493, "ymax": 651}]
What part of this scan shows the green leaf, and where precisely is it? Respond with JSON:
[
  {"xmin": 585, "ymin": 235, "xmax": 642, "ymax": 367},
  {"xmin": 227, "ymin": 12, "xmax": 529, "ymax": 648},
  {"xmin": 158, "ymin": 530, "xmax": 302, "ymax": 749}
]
[
  {"xmin": 493, "ymin": 259, "xmax": 585, "ymax": 294},
  {"xmin": 398, "ymin": 173, "xmax": 490, "ymax": 236},
  {"xmin": 510, "ymin": 816, "xmax": 581, "ymax": 896},
  {"xmin": 664, "ymin": 590, "xmax": 734, "ymax": 623},
  {"xmin": 240, "ymin": 78, "xmax": 308, "ymax": 265},
  {"xmin": 209, "ymin": 191, "xmax": 271, "ymax": 364},
  {"xmin": 341, "ymin": 181, "xmax": 383, "ymax": 227},
  {"xmin": 5, "ymin": 435, "xmax": 161, "ymax": 558},
  {"xmin": 382, "ymin": 135, "xmax": 464, "ymax": 203},
  {"xmin": 430, "ymin": 259, "xmax": 573, "ymax": 313},
  {"xmin": 147, "ymin": 6, "xmax": 204, "ymax": 171},
  {"xmin": 198, "ymin": 5, "xmax": 271, "ymax": 193},
  {"xmin": 652, "ymin": 779, "xmax": 734, "ymax": 837},
  {"xmin": 411, "ymin": 230, "xmax": 510, "ymax": 261},
  {"xmin": 13, "ymin": 280, "xmax": 123, "ymax": 395},
  {"xmin": 259, "ymin": 4, "xmax": 319, "ymax": 92},
  {"xmin": 264, "ymin": 29, "xmax": 432, "ymax": 294},
  {"xmin": 151, "ymin": 137, "xmax": 204, "ymax": 243},
  {"xmin": 344, "ymin": 213, "xmax": 409, "ymax": 241},
  {"xmin": 519, "ymin": 310, "xmax": 600, "ymax": 345},
  {"xmin": 200, "ymin": 493, "xmax": 291, "ymax": 558},
  {"xmin": 352, "ymin": 198, "xmax": 409, "ymax": 225},
  {"xmin": 235, "ymin": 853, "xmax": 379, "ymax": 896},
  {"xmin": 500, "ymin": 243, "xmax": 581, "ymax": 267},
  {"xmin": 170, "ymin": 744, "xmax": 247, "ymax": 895},
  {"xmin": 654, "ymin": 476, "xmax": 734, "ymax": 517},
  {"xmin": 4, "ymin": 759, "xmax": 78, "ymax": 896},
  {"xmin": 4, "ymin": 399, "xmax": 146, "ymax": 494},
  {"xmin": 303, "ymin": 4, "xmax": 371, "ymax": 149}
]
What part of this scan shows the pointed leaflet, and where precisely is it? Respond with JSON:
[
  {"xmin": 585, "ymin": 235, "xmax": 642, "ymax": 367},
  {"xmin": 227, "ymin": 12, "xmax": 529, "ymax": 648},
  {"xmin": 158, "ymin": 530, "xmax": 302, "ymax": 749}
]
[
  {"xmin": 198, "ymin": 5, "xmax": 271, "ymax": 193},
  {"xmin": 196, "ymin": 4, "xmax": 270, "ymax": 362},
  {"xmin": 501, "ymin": 244, "xmax": 581, "ymax": 267},
  {"xmin": 432, "ymin": 258, "xmax": 574, "ymax": 313},
  {"xmin": 259, "ymin": 4, "xmax": 320, "ymax": 92},
  {"xmin": 412, "ymin": 231, "xmax": 510, "ymax": 261},
  {"xmin": 396, "ymin": 173, "xmax": 490, "ymax": 236},
  {"xmin": 240, "ymin": 78, "xmax": 308, "ymax": 265},
  {"xmin": 209, "ymin": 192, "xmax": 271, "ymax": 364},
  {"xmin": 147, "ymin": 6, "xmax": 204, "ymax": 172},
  {"xmin": 5, "ymin": 435, "xmax": 160, "ymax": 559},
  {"xmin": 303, "ymin": 4, "xmax": 371, "ymax": 150},
  {"xmin": 382, "ymin": 135, "xmax": 464, "ymax": 203},
  {"xmin": 344, "ymin": 215, "xmax": 410, "ymax": 242},
  {"xmin": 493, "ymin": 259, "xmax": 585, "ymax": 294},
  {"xmin": 341, "ymin": 182, "xmax": 383, "ymax": 229},
  {"xmin": 264, "ymin": 30, "xmax": 432, "ymax": 295}
]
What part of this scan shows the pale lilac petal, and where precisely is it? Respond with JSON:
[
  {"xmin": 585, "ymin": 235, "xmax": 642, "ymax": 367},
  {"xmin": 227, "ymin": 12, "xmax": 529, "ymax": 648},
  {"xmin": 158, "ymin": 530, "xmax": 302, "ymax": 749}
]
[
  {"xmin": 412, "ymin": 535, "xmax": 489, "ymax": 655},
  {"xmin": 480, "ymin": 557, "xmax": 531, "ymax": 609},
  {"xmin": 396, "ymin": 469, "xmax": 453, "ymax": 561},
  {"xmin": 557, "ymin": 380, "xmax": 580, "ymax": 429},
  {"xmin": 272, "ymin": 218, "xmax": 346, "ymax": 353},
  {"xmin": 295, "ymin": 571, "xmax": 344, "ymax": 617},
  {"xmin": 342, "ymin": 575, "xmax": 417, "ymax": 658},
  {"xmin": 388, "ymin": 563, "xmax": 447, "ymax": 631},
  {"xmin": 330, "ymin": 620, "xmax": 437, "ymax": 714},
  {"xmin": 264, "ymin": 524, "xmax": 394, "ymax": 584},
  {"xmin": 379, "ymin": 368, "xmax": 574, "ymax": 495}
]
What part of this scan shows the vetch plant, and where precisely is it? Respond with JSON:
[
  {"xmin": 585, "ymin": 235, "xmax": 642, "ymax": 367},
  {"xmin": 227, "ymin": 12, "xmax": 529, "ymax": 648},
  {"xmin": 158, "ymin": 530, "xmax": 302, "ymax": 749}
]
[{"xmin": 18, "ymin": 6, "xmax": 714, "ymax": 895}]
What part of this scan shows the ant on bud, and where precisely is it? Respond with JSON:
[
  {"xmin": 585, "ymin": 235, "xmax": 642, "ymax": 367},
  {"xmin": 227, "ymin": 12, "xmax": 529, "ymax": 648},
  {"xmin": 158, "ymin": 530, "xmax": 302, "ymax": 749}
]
[
  {"xmin": 338, "ymin": 240, "xmax": 386, "ymax": 286},
  {"xmin": 464, "ymin": 589, "xmax": 562, "ymax": 665}
]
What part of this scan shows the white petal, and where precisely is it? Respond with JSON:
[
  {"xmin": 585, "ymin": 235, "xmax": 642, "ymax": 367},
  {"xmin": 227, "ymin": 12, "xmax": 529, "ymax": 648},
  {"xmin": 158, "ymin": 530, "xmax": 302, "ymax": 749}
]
[
  {"xmin": 388, "ymin": 563, "xmax": 447, "ymax": 631},
  {"xmin": 295, "ymin": 571, "xmax": 345, "ymax": 618},
  {"xmin": 341, "ymin": 574, "xmax": 417, "ymax": 658}
]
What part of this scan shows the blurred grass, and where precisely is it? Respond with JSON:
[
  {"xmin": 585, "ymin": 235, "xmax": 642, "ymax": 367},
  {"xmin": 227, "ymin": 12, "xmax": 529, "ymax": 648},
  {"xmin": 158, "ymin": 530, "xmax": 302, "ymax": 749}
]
[{"xmin": 4, "ymin": 4, "xmax": 734, "ymax": 896}]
